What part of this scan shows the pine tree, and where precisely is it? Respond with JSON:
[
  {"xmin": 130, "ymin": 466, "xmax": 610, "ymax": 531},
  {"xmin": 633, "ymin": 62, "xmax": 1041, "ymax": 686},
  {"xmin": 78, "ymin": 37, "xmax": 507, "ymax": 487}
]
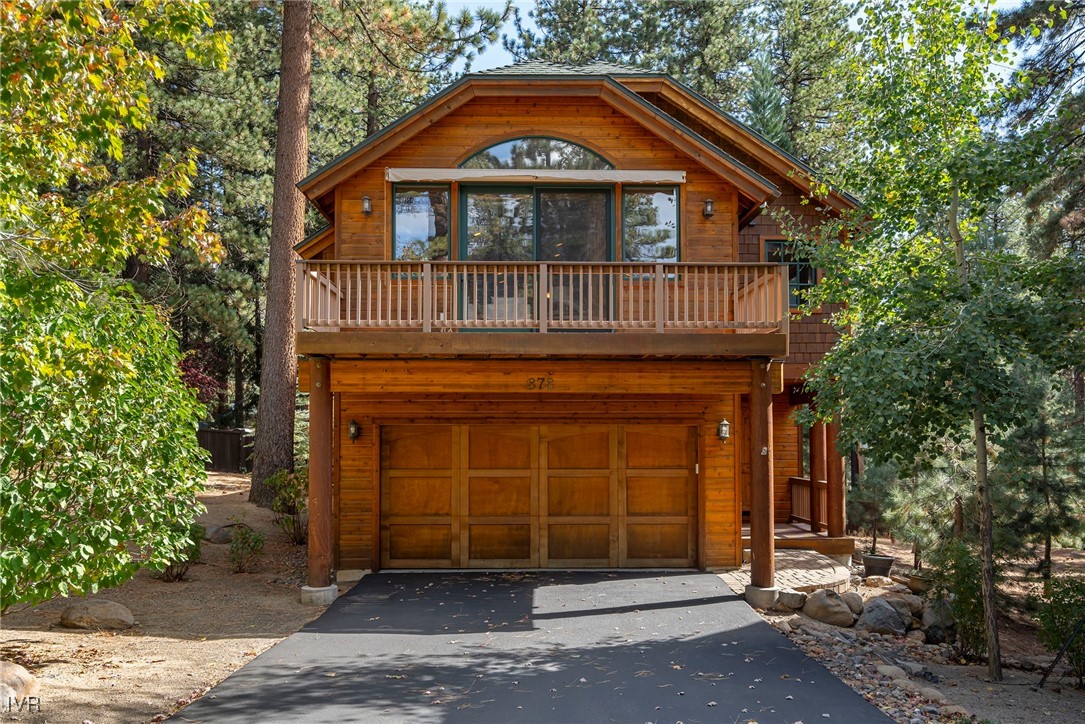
[{"xmin": 745, "ymin": 51, "xmax": 792, "ymax": 152}]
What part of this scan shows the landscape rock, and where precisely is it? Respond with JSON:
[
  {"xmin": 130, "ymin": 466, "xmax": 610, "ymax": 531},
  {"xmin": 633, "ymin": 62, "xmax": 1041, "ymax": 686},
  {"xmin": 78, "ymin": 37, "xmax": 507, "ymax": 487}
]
[
  {"xmin": 918, "ymin": 686, "xmax": 946, "ymax": 703},
  {"xmin": 855, "ymin": 597, "xmax": 908, "ymax": 635},
  {"xmin": 203, "ymin": 524, "xmax": 234, "ymax": 544},
  {"xmin": 906, "ymin": 629, "xmax": 927, "ymax": 645},
  {"xmin": 901, "ymin": 594, "xmax": 925, "ymax": 615},
  {"xmin": 923, "ymin": 624, "xmax": 950, "ymax": 645},
  {"xmin": 60, "ymin": 599, "xmax": 134, "ymax": 630},
  {"xmin": 864, "ymin": 575, "xmax": 894, "ymax": 587},
  {"xmin": 940, "ymin": 705, "xmax": 970, "ymax": 717},
  {"xmin": 841, "ymin": 591, "xmax": 864, "ymax": 614},
  {"xmin": 777, "ymin": 588, "xmax": 808, "ymax": 610},
  {"xmin": 802, "ymin": 589, "xmax": 857, "ymax": 627},
  {"xmin": 772, "ymin": 619, "xmax": 793, "ymax": 634},
  {"xmin": 884, "ymin": 596, "xmax": 914, "ymax": 623},
  {"xmin": 921, "ymin": 599, "xmax": 955, "ymax": 629},
  {"xmin": 875, "ymin": 664, "xmax": 909, "ymax": 680},
  {"xmin": 0, "ymin": 661, "xmax": 39, "ymax": 700}
]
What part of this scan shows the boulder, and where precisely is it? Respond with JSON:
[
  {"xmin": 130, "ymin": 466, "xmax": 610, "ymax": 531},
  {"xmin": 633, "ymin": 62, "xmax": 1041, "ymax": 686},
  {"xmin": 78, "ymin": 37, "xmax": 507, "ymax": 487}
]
[
  {"xmin": 777, "ymin": 588, "xmax": 808, "ymax": 610},
  {"xmin": 841, "ymin": 591, "xmax": 864, "ymax": 614},
  {"xmin": 883, "ymin": 596, "xmax": 914, "ymax": 623},
  {"xmin": 906, "ymin": 629, "xmax": 927, "ymax": 645},
  {"xmin": 901, "ymin": 594, "xmax": 925, "ymax": 615},
  {"xmin": 918, "ymin": 686, "xmax": 947, "ymax": 703},
  {"xmin": 0, "ymin": 661, "xmax": 39, "ymax": 700},
  {"xmin": 922, "ymin": 599, "xmax": 956, "ymax": 629},
  {"xmin": 60, "ymin": 599, "xmax": 134, "ymax": 630},
  {"xmin": 941, "ymin": 705, "xmax": 970, "ymax": 718},
  {"xmin": 203, "ymin": 524, "xmax": 234, "ymax": 544},
  {"xmin": 855, "ymin": 597, "xmax": 908, "ymax": 635},
  {"xmin": 875, "ymin": 664, "xmax": 909, "ymax": 680},
  {"xmin": 864, "ymin": 575, "xmax": 894, "ymax": 587},
  {"xmin": 801, "ymin": 589, "xmax": 856, "ymax": 627},
  {"xmin": 923, "ymin": 624, "xmax": 950, "ymax": 645},
  {"xmin": 772, "ymin": 619, "xmax": 793, "ymax": 635}
]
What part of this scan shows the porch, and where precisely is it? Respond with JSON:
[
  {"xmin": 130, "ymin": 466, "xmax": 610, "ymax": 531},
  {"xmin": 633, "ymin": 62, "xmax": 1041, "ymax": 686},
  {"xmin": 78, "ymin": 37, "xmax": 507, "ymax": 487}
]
[{"xmin": 741, "ymin": 522, "xmax": 856, "ymax": 564}]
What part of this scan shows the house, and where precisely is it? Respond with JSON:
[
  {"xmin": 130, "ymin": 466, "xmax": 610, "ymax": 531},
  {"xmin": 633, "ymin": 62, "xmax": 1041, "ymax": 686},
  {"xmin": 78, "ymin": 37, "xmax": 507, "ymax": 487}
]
[{"xmin": 294, "ymin": 61, "xmax": 856, "ymax": 600}]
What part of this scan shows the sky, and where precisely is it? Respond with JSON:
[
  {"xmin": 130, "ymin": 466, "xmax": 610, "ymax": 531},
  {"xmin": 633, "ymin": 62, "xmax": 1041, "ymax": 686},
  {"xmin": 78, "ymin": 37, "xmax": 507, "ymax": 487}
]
[{"xmin": 446, "ymin": 0, "xmax": 535, "ymax": 72}]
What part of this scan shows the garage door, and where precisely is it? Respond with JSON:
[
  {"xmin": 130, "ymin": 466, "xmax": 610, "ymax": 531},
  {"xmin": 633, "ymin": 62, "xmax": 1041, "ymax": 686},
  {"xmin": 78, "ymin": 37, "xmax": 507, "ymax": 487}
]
[{"xmin": 380, "ymin": 424, "xmax": 696, "ymax": 568}]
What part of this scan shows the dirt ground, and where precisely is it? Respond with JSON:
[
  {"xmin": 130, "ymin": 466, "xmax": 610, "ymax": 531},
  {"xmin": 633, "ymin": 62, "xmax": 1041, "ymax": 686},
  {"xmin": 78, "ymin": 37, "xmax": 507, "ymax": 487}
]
[{"xmin": 0, "ymin": 473, "xmax": 344, "ymax": 724}]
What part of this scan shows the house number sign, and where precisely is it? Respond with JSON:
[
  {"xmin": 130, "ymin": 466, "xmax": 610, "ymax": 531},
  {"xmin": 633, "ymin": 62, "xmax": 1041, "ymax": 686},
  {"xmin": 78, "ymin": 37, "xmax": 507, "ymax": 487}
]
[{"xmin": 525, "ymin": 376, "xmax": 555, "ymax": 390}]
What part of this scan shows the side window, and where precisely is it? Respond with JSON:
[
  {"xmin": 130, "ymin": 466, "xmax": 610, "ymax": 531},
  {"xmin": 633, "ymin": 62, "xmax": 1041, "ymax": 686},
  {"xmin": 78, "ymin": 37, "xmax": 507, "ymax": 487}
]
[
  {"xmin": 393, "ymin": 186, "xmax": 450, "ymax": 260},
  {"xmin": 765, "ymin": 238, "xmax": 814, "ymax": 307},
  {"xmin": 622, "ymin": 187, "xmax": 678, "ymax": 263}
]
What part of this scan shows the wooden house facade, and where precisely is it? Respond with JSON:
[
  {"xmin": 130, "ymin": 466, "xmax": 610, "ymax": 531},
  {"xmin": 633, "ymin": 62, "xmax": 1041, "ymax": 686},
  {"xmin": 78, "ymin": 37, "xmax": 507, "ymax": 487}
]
[{"xmin": 294, "ymin": 62, "xmax": 855, "ymax": 592}]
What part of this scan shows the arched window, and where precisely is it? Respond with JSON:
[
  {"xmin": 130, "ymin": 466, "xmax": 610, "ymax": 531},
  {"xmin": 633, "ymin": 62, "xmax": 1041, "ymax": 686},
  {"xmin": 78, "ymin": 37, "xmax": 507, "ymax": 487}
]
[{"xmin": 461, "ymin": 137, "xmax": 614, "ymax": 170}]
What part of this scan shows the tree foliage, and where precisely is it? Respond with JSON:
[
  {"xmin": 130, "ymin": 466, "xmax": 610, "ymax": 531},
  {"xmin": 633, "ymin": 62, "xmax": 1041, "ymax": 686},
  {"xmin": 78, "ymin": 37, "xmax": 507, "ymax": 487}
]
[{"xmin": 0, "ymin": 0, "xmax": 228, "ymax": 610}]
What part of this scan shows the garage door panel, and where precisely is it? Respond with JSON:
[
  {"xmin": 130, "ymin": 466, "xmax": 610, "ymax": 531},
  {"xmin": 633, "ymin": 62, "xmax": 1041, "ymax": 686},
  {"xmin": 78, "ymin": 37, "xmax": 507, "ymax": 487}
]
[
  {"xmin": 469, "ymin": 426, "xmax": 532, "ymax": 469},
  {"xmin": 468, "ymin": 476, "xmax": 532, "ymax": 516},
  {"xmin": 626, "ymin": 475, "xmax": 690, "ymax": 516},
  {"xmin": 626, "ymin": 523, "xmax": 690, "ymax": 560},
  {"xmin": 626, "ymin": 427, "xmax": 689, "ymax": 468},
  {"xmin": 388, "ymin": 524, "xmax": 452, "ymax": 562},
  {"xmin": 387, "ymin": 476, "xmax": 453, "ymax": 516},
  {"xmin": 547, "ymin": 523, "xmax": 611, "ymax": 561},
  {"xmin": 385, "ymin": 426, "xmax": 454, "ymax": 469},
  {"xmin": 468, "ymin": 524, "xmax": 532, "ymax": 562},
  {"xmin": 546, "ymin": 427, "xmax": 611, "ymax": 469},
  {"xmin": 547, "ymin": 475, "xmax": 610, "ymax": 516}
]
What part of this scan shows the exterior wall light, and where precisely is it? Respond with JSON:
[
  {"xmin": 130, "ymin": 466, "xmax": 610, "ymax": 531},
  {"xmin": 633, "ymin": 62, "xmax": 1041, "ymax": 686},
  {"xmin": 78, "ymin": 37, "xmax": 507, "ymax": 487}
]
[
  {"xmin": 362, "ymin": 196, "xmax": 373, "ymax": 215},
  {"xmin": 703, "ymin": 198, "xmax": 715, "ymax": 218},
  {"xmin": 717, "ymin": 418, "xmax": 731, "ymax": 442},
  {"xmin": 348, "ymin": 418, "xmax": 360, "ymax": 443}
]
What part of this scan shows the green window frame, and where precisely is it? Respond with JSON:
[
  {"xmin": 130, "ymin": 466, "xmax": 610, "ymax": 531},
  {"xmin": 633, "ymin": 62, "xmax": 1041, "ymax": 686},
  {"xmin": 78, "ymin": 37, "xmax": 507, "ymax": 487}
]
[
  {"xmin": 765, "ymin": 238, "xmax": 815, "ymax": 307},
  {"xmin": 621, "ymin": 186, "xmax": 680, "ymax": 263}
]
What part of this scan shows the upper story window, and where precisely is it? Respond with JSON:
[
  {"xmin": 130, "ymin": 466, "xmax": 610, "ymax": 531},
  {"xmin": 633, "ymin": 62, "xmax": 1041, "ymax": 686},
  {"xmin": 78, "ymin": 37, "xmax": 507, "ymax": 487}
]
[
  {"xmin": 622, "ymin": 187, "xmax": 678, "ymax": 263},
  {"xmin": 462, "ymin": 137, "xmax": 614, "ymax": 170},
  {"xmin": 765, "ymin": 238, "xmax": 815, "ymax": 307},
  {"xmin": 393, "ymin": 185, "xmax": 450, "ymax": 260}
]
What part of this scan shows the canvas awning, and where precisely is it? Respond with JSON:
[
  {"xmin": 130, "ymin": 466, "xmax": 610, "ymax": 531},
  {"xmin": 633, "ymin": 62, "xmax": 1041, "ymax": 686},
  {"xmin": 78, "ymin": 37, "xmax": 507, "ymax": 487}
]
[{"xmin": 384, "ymin": 168, "xmax": 686, "ymax": 184}]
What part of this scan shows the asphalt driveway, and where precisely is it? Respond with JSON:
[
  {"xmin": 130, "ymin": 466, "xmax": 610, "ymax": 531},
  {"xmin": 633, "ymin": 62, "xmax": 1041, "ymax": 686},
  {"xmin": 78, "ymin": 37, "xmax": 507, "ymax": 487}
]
[{"xmin": 174, "ymin": 571, "xmax": 887, "ymax": 723}]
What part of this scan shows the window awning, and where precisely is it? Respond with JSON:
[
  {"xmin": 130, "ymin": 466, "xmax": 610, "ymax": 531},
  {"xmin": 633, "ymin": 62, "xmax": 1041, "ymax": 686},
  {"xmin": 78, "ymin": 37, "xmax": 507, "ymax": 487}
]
[{"xmin": 385, "ymin": 168, "xmax": 686, "ymax": 184}]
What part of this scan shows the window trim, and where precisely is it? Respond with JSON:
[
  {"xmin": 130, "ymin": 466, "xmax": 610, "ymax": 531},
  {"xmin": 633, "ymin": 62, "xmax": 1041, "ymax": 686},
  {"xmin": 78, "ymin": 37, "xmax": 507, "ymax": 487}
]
[
  {"xmin": 390, "ymin": 183, "xmax": 452, "ymax": 261},
  {"xmin": 763, "ymin": 236, "xmax": 816, "ymax": 309},
  {"xmin": 620, "ymin": 185, "xmax": 681, "ymax": 264}
]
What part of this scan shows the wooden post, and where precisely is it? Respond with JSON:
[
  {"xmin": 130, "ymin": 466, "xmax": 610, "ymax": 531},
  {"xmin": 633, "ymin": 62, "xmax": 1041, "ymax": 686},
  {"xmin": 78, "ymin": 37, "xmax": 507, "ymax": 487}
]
[
  {"xmin": 826, "ymin": 419, "xmax": 846, "ymax": 538},
  {"xmin": 749, "ymin": 359, "xmax": 775, "ymax": 589},
  {"xmin": 308, "ymin": 356, "xmax": 333, "ymax": 588},
  {"xmin": 809, "ymin": 422, "xmax": 826, "ymax": 533}
]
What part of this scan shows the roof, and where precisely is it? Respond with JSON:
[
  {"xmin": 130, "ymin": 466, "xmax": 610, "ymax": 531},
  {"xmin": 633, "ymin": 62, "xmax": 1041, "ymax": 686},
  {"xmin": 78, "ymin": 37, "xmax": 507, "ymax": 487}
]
[
  {"xmin": 297, "ymin": 61, "xmax": 856, "ymax": 217},
  {"xmin": 476, "ymin": 60, "xmax": 653, "ymax": 76}
]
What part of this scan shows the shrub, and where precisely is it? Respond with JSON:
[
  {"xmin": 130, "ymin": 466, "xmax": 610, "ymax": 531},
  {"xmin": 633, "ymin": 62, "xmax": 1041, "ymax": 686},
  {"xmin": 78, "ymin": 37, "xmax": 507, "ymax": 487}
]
[
  {"xmin": 928, "ymin": 538, "xmax": 993, "ymax": 659},
  {"xmin": 1037, "ymin": 577, "xmax": 1085, "ymax": 687},
  {"xmin": 229, "ymin": 523, "xmax": 264, "ymax": 573},
  {"xmin": 158, "ymin": 522, "xmax": 204, "ymax": 582},
  {"xmin": 265, "ymin": 468, "xmax": 308, "ymax": 545}
]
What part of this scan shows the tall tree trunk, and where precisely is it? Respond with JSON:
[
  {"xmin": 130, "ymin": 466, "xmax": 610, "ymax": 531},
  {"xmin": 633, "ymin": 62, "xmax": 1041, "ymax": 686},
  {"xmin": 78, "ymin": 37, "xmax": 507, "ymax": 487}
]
[
  {"xmin": 250, "ymin": 0, "xmax": 313, "ymax": 507},
  {"xmin": 233, "ymin": 349, "xmax": 245, "ymax": 428},
  {"xmin": 974, "ymin": 400, "xmax": 1003, "ymax": 681}
]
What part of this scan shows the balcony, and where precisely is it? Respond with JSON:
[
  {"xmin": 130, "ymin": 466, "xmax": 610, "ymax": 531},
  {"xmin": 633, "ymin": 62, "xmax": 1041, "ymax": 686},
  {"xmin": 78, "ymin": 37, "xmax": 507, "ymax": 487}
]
[{"xmin": 295, "ymin": 261, "xmax": 789, "ymax": 358}]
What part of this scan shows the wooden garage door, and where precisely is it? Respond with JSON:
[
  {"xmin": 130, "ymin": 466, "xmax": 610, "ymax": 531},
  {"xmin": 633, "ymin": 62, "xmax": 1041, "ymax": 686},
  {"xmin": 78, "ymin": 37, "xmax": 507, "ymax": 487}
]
[{"xmin": 380, "ymin": 424, "xmax": 695, "ymax": 568}]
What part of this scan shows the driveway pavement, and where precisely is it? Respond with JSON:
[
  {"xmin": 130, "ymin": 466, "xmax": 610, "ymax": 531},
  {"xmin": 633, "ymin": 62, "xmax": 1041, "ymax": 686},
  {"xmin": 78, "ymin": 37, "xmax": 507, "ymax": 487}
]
[{"xmin": 174, "ymin": 571, "xmax": 887, "ymax": 723}]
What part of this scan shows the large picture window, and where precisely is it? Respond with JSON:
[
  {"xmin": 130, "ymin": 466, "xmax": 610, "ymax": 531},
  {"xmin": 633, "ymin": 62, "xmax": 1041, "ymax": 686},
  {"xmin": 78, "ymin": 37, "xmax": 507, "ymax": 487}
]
[
  {"xmin": 393, "ymin": 186, "xmax": 450, "ymax": 260},
  {"xmin": 622, "ymin": 187, "xmax": 678, "ymax": 263},
  {"xmin": 765, "ymin": 238, "xmax": 815, "ymax": 306}
]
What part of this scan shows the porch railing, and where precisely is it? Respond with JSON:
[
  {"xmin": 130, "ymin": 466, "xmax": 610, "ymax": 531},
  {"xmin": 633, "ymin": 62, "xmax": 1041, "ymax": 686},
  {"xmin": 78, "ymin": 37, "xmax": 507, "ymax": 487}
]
[
  {"xmin": 789, "ymin": 476, "xmax": 828, "ymax": 530},
  {"xmin": 296, "ymin": 261, "xmax": 788, "ymax": 334}
]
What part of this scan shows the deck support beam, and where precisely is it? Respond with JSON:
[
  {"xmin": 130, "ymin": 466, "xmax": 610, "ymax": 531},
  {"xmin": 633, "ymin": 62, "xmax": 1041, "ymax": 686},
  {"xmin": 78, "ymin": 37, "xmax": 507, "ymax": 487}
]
[
  {"xmin": 826, "ymin": 419, "xmax": 846, "ymax": 538},
  {"xmin": 748, "ymin": 358, "xmax": 775, "ymax": 590},
  {"xmin": 809, "ymin": 422, "xmax": 826, "ymax": 533},
  {"xmin": 307, "ymin": 356, "xmax": 334, "ymax": 588}
]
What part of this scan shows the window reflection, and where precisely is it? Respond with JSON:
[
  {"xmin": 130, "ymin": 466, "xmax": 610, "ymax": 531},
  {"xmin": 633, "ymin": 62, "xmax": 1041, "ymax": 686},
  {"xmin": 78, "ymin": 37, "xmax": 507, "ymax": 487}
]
[
  {"xmin": 623, "ymin": 188, "xmax": 678, "ymax": 262},
  {"xmin": 462, "ymin": 137, "xmax": 613, "ymax": 170},
  {"xmin": 464, "ymin": 191, "xmax": 535, "ymax": 260},
  {"xmin": 394, "ymin": 186, "xmax": 449, "ymax": 260}
]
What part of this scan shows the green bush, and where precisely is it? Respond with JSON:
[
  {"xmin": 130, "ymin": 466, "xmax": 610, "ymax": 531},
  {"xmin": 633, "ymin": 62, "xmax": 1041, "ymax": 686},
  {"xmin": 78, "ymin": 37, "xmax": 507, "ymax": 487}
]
[
  {"xmin": 1037, "ymin": 577, "xmax": 1085, "ymax": 687},
  {"xmin": 265, "ymin": 468, "xmax": 308, "ymax": 545},
  {"xmin": 0, "ymin": 275, "xmax": 207, "ymax": 612},
  {"xmin": 928, "ymin": 539, "xmax": 993, "ymax": 659},
  {"xmin": 158, "ymin": 522, "xmax": 204, "ymax": 582},
  {"xmin": 229, "ymin": 523, "xmax": 265, "ymax": 573}
]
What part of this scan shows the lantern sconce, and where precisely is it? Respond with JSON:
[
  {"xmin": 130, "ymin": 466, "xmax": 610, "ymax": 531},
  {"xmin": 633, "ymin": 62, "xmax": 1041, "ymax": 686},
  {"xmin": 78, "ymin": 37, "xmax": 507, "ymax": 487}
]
[
  {"xmin": 362, "ymin": 196, "xmax": 373, "ymax": 215},
  {"xmin": 703, "ymin": 198, "xmax": 715, "ymax": 218},
  {"xmin": 348, "ymin": 418, "xmax": 360, "ymax": 443},
  {"xmin": 717, "ymin": 418, "xmax": 731, "ymax": 442}
]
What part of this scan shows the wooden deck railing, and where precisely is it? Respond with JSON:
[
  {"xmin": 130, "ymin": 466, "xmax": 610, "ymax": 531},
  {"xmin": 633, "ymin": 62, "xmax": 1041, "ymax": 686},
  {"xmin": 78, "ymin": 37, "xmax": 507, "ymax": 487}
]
[
  {"xmin": 789, "ymin": 476, "xmax": 828, "ymax": 530},
  {"xmin": 296, "ymin": 261, "xmax": 789, "ymax": 334}
]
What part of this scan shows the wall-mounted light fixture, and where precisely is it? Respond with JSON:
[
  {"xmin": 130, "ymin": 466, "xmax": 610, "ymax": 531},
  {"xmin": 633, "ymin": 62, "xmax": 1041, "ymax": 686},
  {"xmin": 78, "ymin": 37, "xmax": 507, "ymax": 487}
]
[
  {"xmin": 703, "ymin": 198, "xmax": 715, "ymax": 218},
  {"xmin": 348, "ymin": 418, "xmax": 360, "ymax": 443},
  {"xmin": 717, "ymin": 418, "xmax": 731, "ymax": 442},
  {"xmin": 362, "ymin": 196, "xmax": 373, "ymax": 215}
]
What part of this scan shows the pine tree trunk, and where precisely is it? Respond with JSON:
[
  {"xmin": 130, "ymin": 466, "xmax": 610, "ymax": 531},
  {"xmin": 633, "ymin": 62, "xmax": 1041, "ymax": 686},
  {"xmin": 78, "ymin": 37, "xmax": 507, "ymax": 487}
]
[
  {"xmin": 974, "ymin": 400, "xmax": 1002, "ymax": 681},
  {"xmin": 250, "ymin": 0, "xmax": 313, "ymax": 508}
]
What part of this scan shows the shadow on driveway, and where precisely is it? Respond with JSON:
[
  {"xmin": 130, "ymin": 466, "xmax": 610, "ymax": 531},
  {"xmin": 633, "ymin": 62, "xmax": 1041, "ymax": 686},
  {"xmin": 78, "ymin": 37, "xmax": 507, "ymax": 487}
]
[{"xmin": 174, "ymin": 571, "xmax": 888, "ymax": 723}]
